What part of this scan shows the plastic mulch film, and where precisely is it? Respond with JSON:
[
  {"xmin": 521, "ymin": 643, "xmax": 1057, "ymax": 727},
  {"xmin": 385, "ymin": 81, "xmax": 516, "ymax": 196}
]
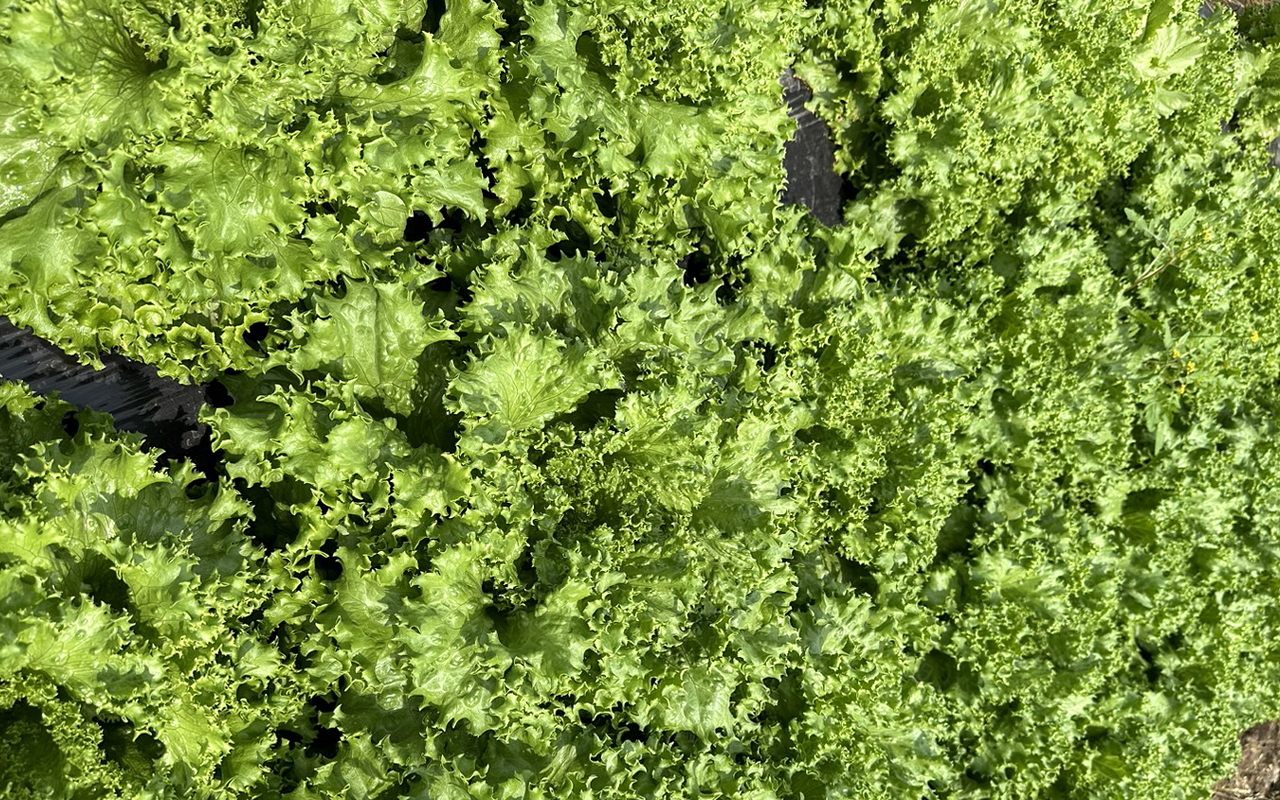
[{"xmin": 0, "ymin": 317, "xmax": 217, "ymax": 475}]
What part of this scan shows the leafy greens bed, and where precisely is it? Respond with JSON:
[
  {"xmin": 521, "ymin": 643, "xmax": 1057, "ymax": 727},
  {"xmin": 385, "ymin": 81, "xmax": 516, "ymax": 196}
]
[{"xmin": 4, "ymin": 0, "xmax": 1280, "ymax": 797}]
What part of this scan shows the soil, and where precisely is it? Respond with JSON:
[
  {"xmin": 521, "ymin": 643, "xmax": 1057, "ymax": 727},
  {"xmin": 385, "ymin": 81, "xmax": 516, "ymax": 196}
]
[{"xmin": 1213, "ymin": 722, "xmax": 1280, "ymax": 799}]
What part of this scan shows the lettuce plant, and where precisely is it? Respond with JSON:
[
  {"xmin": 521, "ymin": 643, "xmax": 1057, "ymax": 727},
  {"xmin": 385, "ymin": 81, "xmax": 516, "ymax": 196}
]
[{"xmin": 2, "ymin": 0, "xmax": 1280, "ymax": 798}]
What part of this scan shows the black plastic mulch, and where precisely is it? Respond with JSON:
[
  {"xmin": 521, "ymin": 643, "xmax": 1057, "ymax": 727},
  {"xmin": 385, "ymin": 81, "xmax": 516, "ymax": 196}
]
[
  {"xmin": 780, "ymin": 68, "xmax": 848, "ymax": 227},
  {"xmin": 0, "ymin": 318, "xmax": 218, "ymax": 476}
]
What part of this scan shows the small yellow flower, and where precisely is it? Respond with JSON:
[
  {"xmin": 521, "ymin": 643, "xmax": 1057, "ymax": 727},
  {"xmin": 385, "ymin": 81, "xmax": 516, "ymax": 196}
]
[
  {"xmin": 1177, "ymin": 385, "xmax": 1185, "ymax": 395},
  {"xmin": 1252, "ymin": 330, "xmax": 1261, "ymax": 343},
  {"xmin": 1202, "ymin": 230, "xmax": 1212, "ymax": 241},
  {"xmin": 1185, "ymin": 361, "xmax": 1196, "ymax": 373},
  {"xmin": 1172, "ymin": 348, "xmax": 1181, "ymax": 359}
]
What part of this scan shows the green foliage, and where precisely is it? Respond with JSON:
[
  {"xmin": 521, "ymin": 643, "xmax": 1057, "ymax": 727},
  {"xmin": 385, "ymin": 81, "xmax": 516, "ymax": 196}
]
[{"xmin": 2, "ymin": 0, "xmax": 1280, "ymax": 798}]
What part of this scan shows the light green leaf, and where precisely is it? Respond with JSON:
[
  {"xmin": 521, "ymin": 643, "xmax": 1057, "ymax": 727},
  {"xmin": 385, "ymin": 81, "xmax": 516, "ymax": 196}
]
[
  {"xmin": 448, "ymin": 325, "xmax": 615, "ymax": 443},
  {"xmin": 652, "ymin": 664, "xmax": 737, "ymax": 738},
  {"xmin": 150, "ymin": 143, "xmax": 307, "ymax": 255},
  {"xmin": 0, "ymin": 91, "xmax": 60, "ymax": 216},
  {"xmin": 1132, "ymin": 24, "xmax": 1204, "ymax": 81},
  {"xmin": 364, "ymin": 190, "xmax": 409, "ymax": 242},
  {"xmin": 293, "ymin": 281, "xmax": 457, "ymax": 416},
  {"xmin": 1138, "ymin": 0, "xmax": 1175, "ymax": 44}
]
